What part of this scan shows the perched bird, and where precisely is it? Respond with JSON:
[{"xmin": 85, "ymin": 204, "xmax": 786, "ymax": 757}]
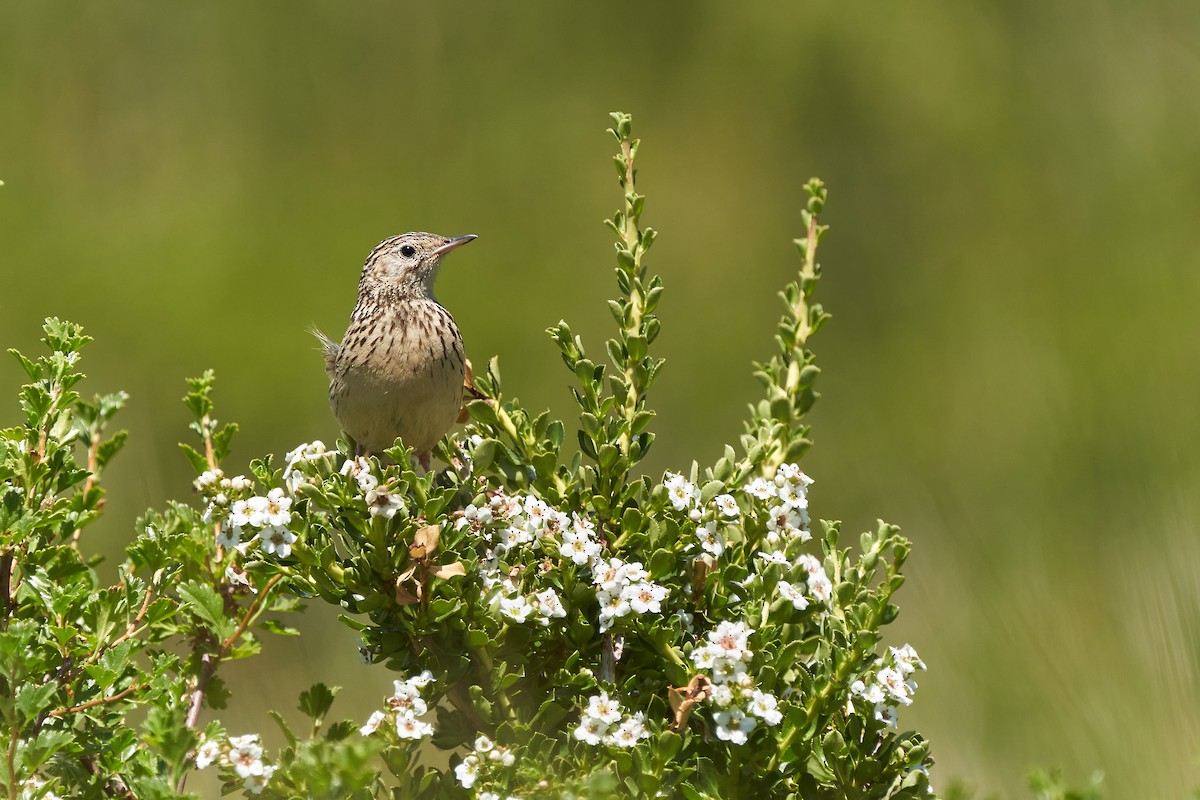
[{"xmin": 315, "ymin": 232, "xmax": 476, "ymax": 469}]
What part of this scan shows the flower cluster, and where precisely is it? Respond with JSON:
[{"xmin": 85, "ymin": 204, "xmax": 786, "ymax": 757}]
[
  {"xmin": 848, "ymin": 644, "xmax": 927, "ymax": 728},
  {"xmin": 18, "ymin": 776, "xmax": 63, "ymax": 800},
  {"xmin": 195, "ymin": 469, "xmax": 299, "ymax": 559},
  {"xmin": 360, "ymin": 671, "xmax": 436, "ymax": 741},
  {"xmin": 457, "ymin": 489, "xmax": 668, "ymax": 633},
  {"xmin": 589, "ymin": 556, "xmax": 667, "ymax": 632},
  {"xmin": 282, "ymin": 439, "xmax": 334, "ymax": 492},
  {"xmin": 572, "ymin": 692, "xmax": 651, "ymax": 748},
  {"xmin": 340, "ymin": 456, "xmax": 406, "ymax": 519},
  {"xmin": 454, "ymin": 735, "xmax": 517, "ymax": 790},
  {"xmin": 194, "ymin": 733, "xmax": 276, "ymax": 795},
  {"xmin": 690, "ymin": 622, "xmax": 784, "ymax": 744}
]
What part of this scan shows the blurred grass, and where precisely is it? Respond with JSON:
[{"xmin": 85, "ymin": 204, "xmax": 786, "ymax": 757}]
[{"xmin": 3, "ymin": 2, "xmax": 1200, "ymax": 795}]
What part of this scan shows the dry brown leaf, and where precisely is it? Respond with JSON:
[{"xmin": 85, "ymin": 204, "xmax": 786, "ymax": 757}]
[
  {"xmin": 668, "ymin": 674, "xmax": 712, "ymax": 731},
  {"xmin": 433, "ymin": 561, "xmax": 467, "ymax": 580},
  {"xmin": 410, "ymin": 524, "xmax": 441, "ymax": 560}
]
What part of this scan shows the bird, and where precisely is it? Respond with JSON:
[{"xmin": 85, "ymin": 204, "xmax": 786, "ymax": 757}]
[{"xmin": 314, "ymin": 231, "xmax": 476, "ymax": 469}]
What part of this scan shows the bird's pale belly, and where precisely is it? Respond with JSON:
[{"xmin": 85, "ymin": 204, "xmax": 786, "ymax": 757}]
[{"xmin": 331, "ymin": 350, "xmax": 464, "ymax": 455}]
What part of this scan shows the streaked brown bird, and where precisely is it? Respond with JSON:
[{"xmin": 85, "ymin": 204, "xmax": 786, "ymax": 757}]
[{"xmin": 314, "ymin": 232, "xmax": 476, "ymax": 468}]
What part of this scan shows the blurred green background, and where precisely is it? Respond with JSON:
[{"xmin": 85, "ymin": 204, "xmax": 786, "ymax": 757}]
[{"xmin": 3, "ymin": 2, "xmax": 1199, "ymax": 796}]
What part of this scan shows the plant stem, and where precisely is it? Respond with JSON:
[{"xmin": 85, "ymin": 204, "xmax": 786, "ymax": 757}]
[
  {"xmin": 471, "ymin": 643, "xmax": 518, "ymax": 724},
  {"xmin": 616, "ymin": 136, "xmax": 644, "ymax": 461},
  {"xmin": 70, "ymin": 429, "xmax": 102, "ymax": 549}
]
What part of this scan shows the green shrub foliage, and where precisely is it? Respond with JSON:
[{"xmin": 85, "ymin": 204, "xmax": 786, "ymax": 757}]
[{"xmin": 0, "ymin": 114, "xmax": 933, "ymax": 799}]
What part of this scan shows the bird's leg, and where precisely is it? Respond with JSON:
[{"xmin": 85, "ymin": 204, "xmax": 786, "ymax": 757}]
[{"xmin": 418, "ymin": 451, "xmax": 432, "ymax": 472}]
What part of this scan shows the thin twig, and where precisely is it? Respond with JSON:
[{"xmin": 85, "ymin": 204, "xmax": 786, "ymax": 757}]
[
  {"xmin": 70, "ymin": 430, "xmax": 102, "ymax": 549},
  {"xmin": 49, "ymin": 682, "xmax": 148, "ymax": 718}
]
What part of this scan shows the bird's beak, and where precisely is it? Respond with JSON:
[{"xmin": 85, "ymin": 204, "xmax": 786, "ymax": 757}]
[{"xmin": 433, "ymin": 234, "xmax": 477, "ymax": 256}]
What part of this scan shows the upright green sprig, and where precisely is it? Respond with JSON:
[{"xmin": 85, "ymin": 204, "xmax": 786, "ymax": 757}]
[
  {"xmin": 548, "ymin": 112, "xmax": 663, "ymax": 531},
  {"xmin": 604, "ymin": 111, "xmax": 663, "ymax": 468},
  {"xmin": 740, "ymin": 179, "xmax": 831, "ymax": 479}
]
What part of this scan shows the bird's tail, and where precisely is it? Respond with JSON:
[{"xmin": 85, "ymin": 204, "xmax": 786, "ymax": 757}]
[{"xmin": 309, "ymin": 324, "xmax": 339, "ymax": 375}]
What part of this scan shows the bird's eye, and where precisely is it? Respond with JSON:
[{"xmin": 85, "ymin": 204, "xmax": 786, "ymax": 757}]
[{"xmin": 400, "ymin": 245, "xmax": 417, "ymax": 258}]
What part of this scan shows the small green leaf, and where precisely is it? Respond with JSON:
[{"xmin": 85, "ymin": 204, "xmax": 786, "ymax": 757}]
[{"xmin": 299, "ymin": 683, "xmax": 339, "ymax": 723}]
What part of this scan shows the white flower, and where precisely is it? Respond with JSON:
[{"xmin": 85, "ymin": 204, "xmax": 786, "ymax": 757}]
[
  {"xmin": 714, "ymin": 494, "xmax": 740, "ymax": 518},
  {"xmin": 574, "ymin": 715, "xmax": 609, "ymax": 745},
  {"xmin": 396, "ymin": 713, "xmax": 434, "ymax": 739},
  {"xmin": 891, "ymin": 644, "xmax": 926, "ymax": 674},
  {"xmin": 744, "ymin": 476, "xmax": 776, "ymax": 500},
  {"xmin": 776, "ymin": 480, "xmax": 808, "ymax": 511},
  {"xmin": 458, "ymin": 502, "xmax": 494, "ymax": 531},
  {"xmin": 807, "ymin": 572, "xmax": 833, "ymax": 604},
  {"xmin": 863, "ymin": 681, "xmax": 887, "ymax": 705},
  {"xmin": 875, "ymin": 703, "xmax": 898, "ymax": 728},
  {"xmin": 608, "ymin": 713, "xmax": 649, "ymax": 747},
  {"xmin": 283, "ymin": 440, "xmax": 327, "ymax": 490},
  {"xmin": 622, "ymin": 581, "xmax": 668, "ymax": 614},
  {"xmin": 499, "ymin": 594, "xmax": 533, "ymax": 624},
  {"xmin": 597, "ymin": 590, "xmax": 631, "ymax": 630},
  {"xmin": 560, "ymin": 528, "xmax": 601, "ymax": 565},
  {"xmin": 876, "ymin": 667, "xmax": 912, "ymax": 706},
  {"xmin": 590, "ymin": 559, "xmax": 623, "ymax": 592},
  {"xmin": 359, "ymin": 710, "xmax": 386, "ymax": 736},
  {"xmin": 617, "ymin": 561, "xmax": 649, "ymax": 583},
  {"xmin": 691, "ymin": 644, "xmax": 716, "ymax": 670},
  {"xmin": 409, "ymin": 669, "xmax": 434, "ymax": 688},
  {"xmin": 217, "ymin": 524, "xmax": 243, "ymax": 550},
  {"xmin": 710, "ymin": 621, "xmax": 752, "ymax": 659},
  {"xmin": 263, "ymin": 487, "xmax": 292, "ymax": 526},
  {"xmin": 775, "ymin": 463, "xmax": 811, "ymax": 486},
  {"xmin": 454, "ymin": 755, "xmax": 480, "ymax": 788},
  {"xmin": 797, "ymin": 554, "xmax": 824, "ymax": 576},
  {"xmin": 474, "ymin": 735, "xmax": 495, "ymax": 753},
  {"xmin": 365, "ymin": 486, "xmax": 404, "ymax": 518},
  {"xmin": 194, "ymin": 738, "xmax": 221, "ymax": 769},
  {"xmin": 284, "ymin": 440, "xmax": 326, "ymax": 467},
  {"xmin": 664, "ymin": 472, "xmax": 700, "ymax": 511},
  {"xmin": 696, "ymin": 521, "xmax": 725, "ymax": 557},
  {"xmin": 388, "ymin": 683, "xmax": 428, "ymax": 717},
  {"xmin": 765, "ymin": 505, "xmax": 805, "ymax": 536},
  {"xmin": 522, "ymin": 496, "xmax": 553, "ymax": 533},
  {"xmin": 747, "ymin": 690, "xmax": 782, "ymax": 725},
  {"xmin": 492, "ymin": 491, "xmax": 522, "ymax": 519},
  {"xmin": 776, "ymin": 580, "xmax": 809, "ymax": 610},
  {"xmin": 229, "ymin": 475, "xmax": 254, "ymax": 492},
  {"xmin": 257, "ymin": 525, "xmax": 298, "ymax": 559},
  {"xmin": 194, "ymin": 469, "xmax": 223, "ymax": 491},
  {"xmin": 228, "ymin": 735, "xmax": 264, "ymax": 778},
  {"xmin": 756, "ymin": 549, "xmax": 791, "ymax": 567},
  {"xmin": 533, "ymin": 588, "xmax": 567, "ymax": 623},
  {"xmin": 710, "ymin": 684, "xmax": 734, "ymax": 707},
  {"xmin": 584, "ymin": 692, "xmax": 623, "ymax": 724},
  {"xmin": 228, "ymin": 498, "xmax": 258, "ymax": 529},
  {"xmin": 242, "ymin": 764, "xmax": 275, "ymax": 795},
  {"xmin": 225, "ymin": 564, "xmax": 256, "ymax": 593},
  {"xmin": 713, "ymin": 706, "xmax": 757, "ymax": 744}
]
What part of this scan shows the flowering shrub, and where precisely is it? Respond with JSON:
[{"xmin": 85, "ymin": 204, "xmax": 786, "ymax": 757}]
[{"xmin": 0, "ymin": 114, "xmax": 938, "ymax": 798}]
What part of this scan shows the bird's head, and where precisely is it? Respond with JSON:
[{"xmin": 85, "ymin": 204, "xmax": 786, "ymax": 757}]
[{"xmin": 361, "ymin": 231, "xmax": 476, "ymax": 299}]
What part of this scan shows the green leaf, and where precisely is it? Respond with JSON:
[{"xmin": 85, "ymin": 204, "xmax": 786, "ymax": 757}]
[
  {"xmin": 299, "ymin": 683, "xmax": 340, "ymax": 723},
  {"xmin": 178, "ymin": 581, "xmax": 234, "ymax": 638},
  {"xmin": 269, "ymin": 709, "xmax": 299, "ymax": 748},
  {"xmin": 178, "ymin": 443, "xmax": 209, "ymax": 475},
  {"xmin": 15, "ymin": 682, "xmax": 58, "ymax": 721},
  {"xmin": 8, "ymin": 348, "xmax": 42, "ymax": 381}
]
